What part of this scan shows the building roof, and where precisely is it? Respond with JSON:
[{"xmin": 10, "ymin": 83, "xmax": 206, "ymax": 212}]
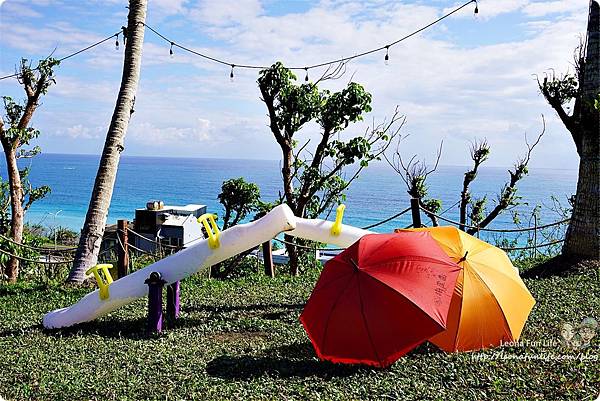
[
  {"xmin": 135, "ymin": 204, "xmax": 206, "ymax": 213},
  {"xmin": 161, "ymin": 214, "xmax": 194, "ymax": 227}
]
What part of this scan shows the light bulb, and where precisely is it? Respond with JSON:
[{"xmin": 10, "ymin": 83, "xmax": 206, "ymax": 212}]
[
  {"xmin": 304, "ymin": 68, "xmax": 309, "ymax": 82},
  {"xmin": 384, "ymin": 47, "xmax": 389, "ymax": 66},
  {"xmin": 169, "ymin": 42, "xmax": 174, "ymax": 58},
  {"xmin": 230, "ymin": 65, "xmax": 235, "ymax": 82},
  {"xmin": 115, "ymin": 35, "xmax": 119, "ymax": 50}
]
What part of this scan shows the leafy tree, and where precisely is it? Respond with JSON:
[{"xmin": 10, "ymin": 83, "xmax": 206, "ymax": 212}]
[
  {"xmin": 0, "ymin": 58, "xmax": 56, "ymax": 282},
  {"xmin": 218, "ymin": 178, "xmax": 261, "ymax": 230},
  {"xmin": 538, "ymin": 0, "xmax": 599, "ymax": 259},
  {"xmin": 258, "ymin": 62, "xmax": 403, "ymax": 274},
  {"xmin": 211, "ymin": 178, "xmax": 261, "ymax": 278}
]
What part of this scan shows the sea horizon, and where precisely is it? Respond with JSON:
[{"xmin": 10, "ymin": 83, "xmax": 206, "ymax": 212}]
[{"xmin": 2, "ymin": 152, "xmax": 576, "ymax": 246}]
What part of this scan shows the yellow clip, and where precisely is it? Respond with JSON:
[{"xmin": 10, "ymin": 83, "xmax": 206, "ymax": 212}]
[
  {"xmin": 197, "ymin": 213, "xmax": 221, "ymax": 249},
  {"xmin": 330, "ymin": 204, "xmax": 346, "ymax": 236},
  {"xmin": 86, "ymin": 264, "xmax": 114, "ymax": 300}
]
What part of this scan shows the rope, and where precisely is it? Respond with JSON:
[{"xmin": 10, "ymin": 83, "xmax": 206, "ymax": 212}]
[
  {"xmin": 0, "ymin": 30, "xmax": 122, "ymax": 81},
  {"xmin": 500, "ymin": 239, "xmax": 564, "ymax": 251},
  {"xmin": 125, "ymin": 228, "xmax": 180, "ymax": 249},
  {"xmin": 418, "ymin": 205, "xmax": 570, "ymax": 233},
  {"xmin": 360, "ymin": 207, "xmax": 411, "ymax": 230},
  {"xmin": 0, "ymin": 247, "xmax": 75, "ymax": 265},
  {"xmin": 273, "ymin": 237, "xmax": 345, "ymax": 252},
  {"xmin": 126, "ymin": 241, "xmax": 172, "ymax": 258},
  {"xmin": 0, "ymin": 233, "xmax": 78, "ymax": 252}
]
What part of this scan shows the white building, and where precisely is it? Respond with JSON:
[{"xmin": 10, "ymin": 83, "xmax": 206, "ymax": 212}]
[{"xmin": 133, "ymin": 202, "xmax": 207, "ymax": 252}]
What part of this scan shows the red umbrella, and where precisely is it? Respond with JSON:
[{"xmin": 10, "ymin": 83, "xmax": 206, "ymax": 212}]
[{"xmin": 300, "ymin": 231, "xmax": 460, "ymax": 368}]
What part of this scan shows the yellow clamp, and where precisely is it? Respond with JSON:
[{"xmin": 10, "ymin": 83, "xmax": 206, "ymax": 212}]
[
  {"xmin": 86, "ymin": 264, "xmax": 114, "ymax": 300},
  {"xmin": 330, "ymin": 204, "xmax": 346, "ymax": 236},
  {"xmin": 197, "ymin": 213, "xmax": 221, "ymax": 249}
]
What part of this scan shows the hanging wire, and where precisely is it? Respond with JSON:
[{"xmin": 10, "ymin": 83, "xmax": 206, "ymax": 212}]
[
  {"xmin": 141, "ymin": 0, "xmax": 476, "ymax": 74},
  {"xmin": 0, "ymin": 30, "xmax": 123, "ymax": 81},
  {"xmin": 0, "ymin": 0, "xmax": 475, "ymax": 82}
]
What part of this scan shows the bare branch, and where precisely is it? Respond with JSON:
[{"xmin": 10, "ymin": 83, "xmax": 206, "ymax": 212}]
[{"xmin": 468, "ymin": 116, "xmax": 546, "ymax": 234}]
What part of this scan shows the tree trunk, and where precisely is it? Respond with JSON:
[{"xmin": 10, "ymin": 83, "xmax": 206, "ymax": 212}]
[
  {"xmin": 4, "ymin": 149, "xmax": 23, "ymax": 282},
  {"xmin": 563, "ymin": 0, "xmax": 600, "ymax": 259},
  {"xmin": 68, "ymin": 0, "xmax": 147, "ymax": 282}
]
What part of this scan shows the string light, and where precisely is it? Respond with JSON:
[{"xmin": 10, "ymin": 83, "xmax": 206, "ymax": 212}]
[
  {"xmin": 230, "ymin": 64, "xmax": 235, "ymax": 82},
  {"xmin": 141, "ymin": 0, "xmax": 476, "ymax": 79},
  {"xmin": 0, "ymin": 0, "xmax": 478, "ymax": 82},
  {"xmin": 384, "ymin": 46, "xmax": 389, "ymax": 65}
]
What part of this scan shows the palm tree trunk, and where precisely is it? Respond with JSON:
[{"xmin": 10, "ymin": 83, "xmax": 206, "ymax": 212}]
[
  {"xmin": 563, "ymin": 1, "xmax": 600, "ymax": 259},
  {"xmin": 563, "ymin": 151, "xmax": 599, "ymax": 258},
  {"xmin": 68, "ymin": 0, "xmax": 148, "ymax": 282}
]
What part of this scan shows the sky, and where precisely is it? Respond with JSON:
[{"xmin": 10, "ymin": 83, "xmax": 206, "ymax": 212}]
[{"xmin": 0, "ymin": 0, "xmax": 590, "ymax": 169}]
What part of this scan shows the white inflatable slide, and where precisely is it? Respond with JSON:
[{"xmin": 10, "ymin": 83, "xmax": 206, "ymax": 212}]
[{"xmin": 43, "ymin": 204, "xmax": 373, "ymax": 329}]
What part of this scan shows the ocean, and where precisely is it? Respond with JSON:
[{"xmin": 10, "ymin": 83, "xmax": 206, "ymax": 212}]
[{"xmin": 2, "ymin": 153, "xmax": 576, "ymax": 243}]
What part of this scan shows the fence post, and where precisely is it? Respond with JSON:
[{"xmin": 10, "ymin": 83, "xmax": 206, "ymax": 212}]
[
  {"xmin": 262, "ymin": 241, "xmax": 274, "ymax": 278},
  {"xmin": 410, "ymin": 198, "xmax": 422, "ymax": 228},
  {"xmin": 533, "ymin": 214, "xmax": 538, "ymax": 258},
  {"xmin": 117, "ymin": 219, "xmax": 129, "ymax": 279}
]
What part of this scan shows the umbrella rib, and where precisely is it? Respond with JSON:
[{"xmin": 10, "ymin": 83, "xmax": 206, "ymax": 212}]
[
  {"xmin": 357, "ymin": 275, "xmax": 383, "ymax": 366},
  {"xmin": 452, "ymin": 268, "xmax": 466, "ymax": 351},
  {"xmin": 320, "ymin": 272, "xmax": 358, "ymax": 357}
]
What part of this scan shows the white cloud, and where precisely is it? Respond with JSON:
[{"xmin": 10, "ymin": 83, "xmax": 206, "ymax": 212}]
[
  {"xmin": 0, "ymin": 0, "xmax": 591, "ymax": 168},
  {"xmin": 0, "ymin": 1, "xmax": 42, "ymax": 18},
  {"xmin": 522, "ymin": 1, "xmax": 584, "ymax": 17},
  {"xmin": 62, "ymin": 124, "xmax": 102, "ymax": 139},
  {"xmin": 188, "ymin": 0, "xmax": 263, "ymax": 27},
  {"xmin": 128, "ymin": 118, "xmax": 212, "ymax": 146}
]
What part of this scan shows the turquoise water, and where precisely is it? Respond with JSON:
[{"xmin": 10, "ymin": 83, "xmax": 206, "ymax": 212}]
[{"xmin": 3, "ymin": 153, "xmax": 576, "ymax": 240}]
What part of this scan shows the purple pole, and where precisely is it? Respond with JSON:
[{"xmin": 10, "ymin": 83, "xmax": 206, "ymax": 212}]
[
  {"xmin": 145, "ymin": 272, "xmax": 166, "ymax": 334},
  {"xmin": 166, "ymin": 281, "xmax": 180, "ymax": 321}
]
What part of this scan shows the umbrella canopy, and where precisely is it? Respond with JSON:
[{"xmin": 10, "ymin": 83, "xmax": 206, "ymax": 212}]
[
  {"xmin": 300, "ymin": 232, "xmax": 460, "ymax": 368},
  {"xmin": 402, "ymin": 226, "xmax": 536, "ymax": 352}
]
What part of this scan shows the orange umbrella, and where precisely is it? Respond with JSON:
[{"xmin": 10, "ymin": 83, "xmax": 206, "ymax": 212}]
[{"xmin": 398, "ymin": 226, "xmax": 535, "ymax": 352}]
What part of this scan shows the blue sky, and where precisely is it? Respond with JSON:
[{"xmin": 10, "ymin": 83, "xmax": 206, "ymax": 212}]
[{"xmin": 0, "ymin": 0, "xmax": 589, "ymax": 168}]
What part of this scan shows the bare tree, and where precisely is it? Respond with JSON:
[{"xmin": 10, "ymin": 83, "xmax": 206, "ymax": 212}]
[
  {"xmin": 69, "ymin": 0, "xmax": 148, "ymax": 282},
  {"xmin": 386, "ymin": 117, "xmax": 545, "ymax": 233},
  {"xmin": 459, "ymin": 139, "xmax": 489, "ymax": 231},
  {"xmin": 384, "ymin": 137, "xmax": 442, "ymax": 226},
  {"xmin": 467, "ymin": 119, "xmax": 545, "ymax": 234}
]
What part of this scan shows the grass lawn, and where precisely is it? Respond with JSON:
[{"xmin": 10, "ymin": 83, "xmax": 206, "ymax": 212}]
[{"xmin": 0, "ymin": 261, "xmax": 599, "ymax": 400}]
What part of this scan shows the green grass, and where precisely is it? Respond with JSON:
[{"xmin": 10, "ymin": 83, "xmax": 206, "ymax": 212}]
[{"xmin": 1, "ymin": 264, "xmax": 599, "ymax": 401}]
